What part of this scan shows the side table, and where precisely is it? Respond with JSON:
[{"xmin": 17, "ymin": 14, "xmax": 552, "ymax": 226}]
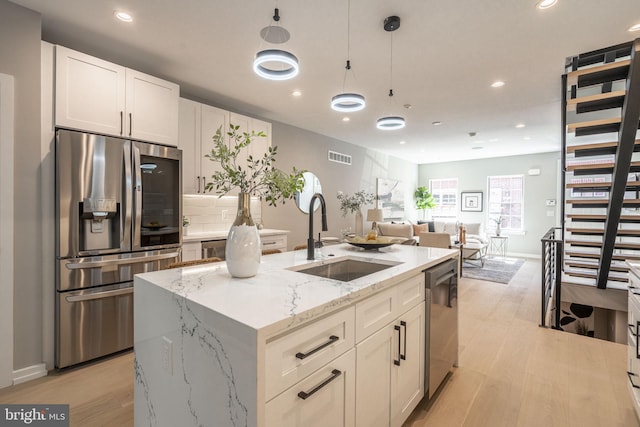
[{"xmin": 488, "ymin": 235, "xmax": 508, "ymax": 258}]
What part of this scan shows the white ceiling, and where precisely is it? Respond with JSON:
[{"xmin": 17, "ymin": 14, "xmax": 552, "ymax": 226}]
[{"xmin": 10, "ymin": 0, "xmax": 640, "ymax": 164}]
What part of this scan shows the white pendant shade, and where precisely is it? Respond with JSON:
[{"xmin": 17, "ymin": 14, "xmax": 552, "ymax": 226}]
[
  {"xmin": 331, "ymin": 93, "xmax": 366, "ymax": 112},
  {"xmin": 253, "ymin": 49, "xmax": 299, "ymax": 81},
  {"xmin": 376, "ymin": 116, "xmax": 406, "ymax": 130}
]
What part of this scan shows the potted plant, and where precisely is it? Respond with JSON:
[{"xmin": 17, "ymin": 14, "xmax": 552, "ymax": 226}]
[
  {"xmin": 337, "ymin": 190, "xmax": 376, "ymax": 236},
  {"xmin": 414, "ymin": 186, "xmax": 436, "ymax": 221},
  {"xmin": 491, "ymin": 216, "xmax": 503, "ymax": 236},
  {"xmin": 205, "ymin": 124, "xmax": 305, "ymax": 277}
]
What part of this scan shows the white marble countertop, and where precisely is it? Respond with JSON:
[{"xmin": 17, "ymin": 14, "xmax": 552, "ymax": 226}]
[
  {"xmin": 135, "ymin": 243, "xmax": 458, "ymax": 337},
  {"xmin": 182, "ymin": 228, "xmax": 290, "ymax": 243}
]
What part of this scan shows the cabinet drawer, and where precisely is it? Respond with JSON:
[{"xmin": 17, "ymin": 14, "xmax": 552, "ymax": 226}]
[
  {"xmin": 265, "ymin": 349, "xmax": 355, "ymax": 427},
  {"xmin": 355, "ymin": 286, "xmax": 396, "ymax": 343},
  {"xmin": 262, "ymin": 234, "xmax": 287, "ymax": 250},
  {"xmin": 265, "ymin": 307, "xmax": 355, "ymax": 401},
  {"xmin": 396, "ymin": 274, "xmax": 425, "ymax": 314}
]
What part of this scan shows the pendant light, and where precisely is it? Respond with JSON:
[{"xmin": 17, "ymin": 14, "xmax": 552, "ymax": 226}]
[
  {"xmin": 253, "ymin": 8, "xmax": 299, "ymax": 81},
  {"xmin": 376, "ymin": 16, "xmax": 405, "ymax": 130},
  {"xmin": 331, "ymin": 0, "xmax": 366, "ymax": 112}
]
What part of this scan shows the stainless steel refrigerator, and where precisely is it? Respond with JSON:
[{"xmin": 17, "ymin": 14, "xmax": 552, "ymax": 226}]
[{"xmin": 55, "ymin": 129, "xmax": 182, "ymax": 368}]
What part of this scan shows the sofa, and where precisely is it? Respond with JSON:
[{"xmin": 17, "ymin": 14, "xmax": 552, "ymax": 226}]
[{"xmin": 377, "ymin": 220, "xmax": 488, "ymax": 266}]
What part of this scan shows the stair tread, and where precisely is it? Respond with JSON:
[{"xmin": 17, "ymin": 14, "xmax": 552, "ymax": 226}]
[
  {"xmin": 565, "ymin": 259, "xmax": 629, "ymax": 271},
  {"xmin": 565, "ymin": 249, "xmax": 640, "ymax": 260},
  {"xmin": 566, "ymin": 240, "xmax": 640, "ymax": 249},
  {"xmin": 567, "ymin": 139, "xmax": 640, "ymax": 155},
  {"xmin": 566, "ymin": 90, "xmax": 626, "ymax": 113},
  {"xmin": 564, "ymin": 267, "xmax": 628, "ymax": 282},
  {"xmin": 567, "ymin": 214, "xmax": 640, "ymax": 222},
  {"xmin": 560, "ymin": 273, "xmax": 628, "ymax": 291},
  {"xmin": 567, "ymin": 117, "xmax": 621, "ymax": 133},
  {"xmin": 567, "ymin": 181, "xmax": 640, "ymax": 189},
  {"xmin": 566, "ymin": 160, "xmax": 640, "ymax": 171},
  {"xmin": 566, "ymin": 227, "xmax": 640, "ymax": 236},
  {"xmin": 566, "ymin": 59, "xmax": 631, "ymax": 86}
]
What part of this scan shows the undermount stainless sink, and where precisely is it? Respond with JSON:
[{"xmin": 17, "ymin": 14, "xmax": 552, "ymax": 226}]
[{"xmin": 289, "ymin": 256, "xmax": 401, "ymax": 282}]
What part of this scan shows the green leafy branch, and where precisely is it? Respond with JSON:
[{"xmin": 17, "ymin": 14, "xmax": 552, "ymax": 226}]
[{"xmin": 204, "ymin": 124, "xmax": 305, "ymax": 206}]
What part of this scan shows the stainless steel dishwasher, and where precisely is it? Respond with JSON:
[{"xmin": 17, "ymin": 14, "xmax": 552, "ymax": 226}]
[{"xmin": 424, "ymin": 257, "xmax": 458, "ymax": 399}]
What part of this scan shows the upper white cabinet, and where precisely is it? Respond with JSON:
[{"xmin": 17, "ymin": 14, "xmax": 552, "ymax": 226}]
[
  {"xmin": 179, "ymin": 100, "xmax": 271, "ymax": 195},
  {"xmin": 178, "ymin": 98, "xmax": 229, "ymax": 194},
  {"xmin": 55, "ymin": 45, "xmax": 179, "ymax": 145},
  {"xmin": 229, "ymin": 112, "xmax": 272, "ymax": 162}
]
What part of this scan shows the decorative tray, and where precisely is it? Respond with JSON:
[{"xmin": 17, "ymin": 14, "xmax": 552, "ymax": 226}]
[{"xmin": 345, "ymin": 237, "xmax": 394, "ymax": 250}]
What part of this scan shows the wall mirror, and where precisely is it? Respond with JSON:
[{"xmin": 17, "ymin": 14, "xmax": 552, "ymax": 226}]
[{"xmin": 295, "ymin": 172, "xmax": 322, "ymax": 214}]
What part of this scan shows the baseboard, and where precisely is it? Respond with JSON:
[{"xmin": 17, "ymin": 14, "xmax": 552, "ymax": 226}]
[{"xmin": 13, "ymin": 363, "xmax": 47, "ymax": 385}]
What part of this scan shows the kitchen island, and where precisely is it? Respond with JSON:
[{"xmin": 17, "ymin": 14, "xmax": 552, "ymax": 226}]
[{"xmin": 133, "ymin": 243, "xmax": 458, "ymax": 427}]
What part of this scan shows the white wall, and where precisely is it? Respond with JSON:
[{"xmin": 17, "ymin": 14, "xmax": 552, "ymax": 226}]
[
  {"xmin": 260, "ymin": 121, "xmax": 419, "ymax": 249},
  {"xmin": 418, "ymin": 151, "xmax": 561, "ymax": 256}
]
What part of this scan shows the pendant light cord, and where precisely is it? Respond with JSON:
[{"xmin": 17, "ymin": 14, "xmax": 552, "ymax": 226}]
[{"xmin": 342, "ymin": 0, "xmax": 353, "ymax": 90}]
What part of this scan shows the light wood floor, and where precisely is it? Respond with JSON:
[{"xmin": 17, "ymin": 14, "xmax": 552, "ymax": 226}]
[{"xmin": 0, "ymin": 259, "xmax": 638, "ymax": 426}]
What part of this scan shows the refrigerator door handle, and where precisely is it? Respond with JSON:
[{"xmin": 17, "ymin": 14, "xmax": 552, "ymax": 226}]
[
  {"xmin": 132, "ymin": 143, "xmax": 142, "ymax": 248},
  {"xmin": 123, "ymin": 140, "xmax": 132, "ymax": 250},
  {"xmin": 65, "ymin": 287, "xmax": 133, "ymax": 302},
  {"xmin": 65, "ymin": 251, "xmax": 180, "ymax": 270}
]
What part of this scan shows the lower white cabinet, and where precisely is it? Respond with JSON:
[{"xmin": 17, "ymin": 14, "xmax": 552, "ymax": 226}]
[
  {"xmin": 261, "ymin": 234, "xmax": 288, "ymax": 253},
  {"xmin": 265, "ymin": 349, "xmax": 355, "ymax": 427},
  {"xmin": 628, "ymin": 269, "xmax": 640, "ymax": 418},
  {"xmin": 181, "ymin": 241, "xmax": 202, "ymax": 262},
  {"xmin": 355, "ymin": 302, "xmax": 425, "ymax": 427}
]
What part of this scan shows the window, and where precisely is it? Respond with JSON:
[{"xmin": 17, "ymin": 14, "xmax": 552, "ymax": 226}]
[
  {"xmin": 429, "ymin": 178, "xmax": 458, "ymax": 218},
  {"xmin": 487, "ymin": 175, "xmax": 524, "ymax": 231}
]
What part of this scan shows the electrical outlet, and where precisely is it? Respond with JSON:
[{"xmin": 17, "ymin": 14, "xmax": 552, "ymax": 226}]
[{"xmin": 162, "ymin": 336, "xmax": 173, "ymax": 375}]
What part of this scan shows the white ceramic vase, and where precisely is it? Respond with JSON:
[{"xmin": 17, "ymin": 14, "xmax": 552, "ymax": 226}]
[
  {"xmin": 495, "ymin": 224, "xmax": 501, "ymax": 236},
  {"xmin": 355, "ymin": 209, "xmax": 364, "ymax": 237},
  {"xmin": 225, "ymin": 193, "xmax": 261, "ymax": 278}
]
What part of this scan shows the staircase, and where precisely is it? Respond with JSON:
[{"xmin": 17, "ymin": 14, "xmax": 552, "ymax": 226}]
[{"xmin": 560, "ymin": 38, "xmax": 640, "ymax": 340}]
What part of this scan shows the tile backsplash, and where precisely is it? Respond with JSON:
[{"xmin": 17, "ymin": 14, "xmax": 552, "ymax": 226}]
[{"xmin": 183, "ymin": 195, "xmax": 262, "ymax": 235}]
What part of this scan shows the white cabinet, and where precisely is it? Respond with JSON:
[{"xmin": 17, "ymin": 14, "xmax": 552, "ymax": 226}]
[
  {"xmin": 178, "ymin": 98, "xmax": 229, "ymax": 194},
  {"xmin": 628, "ymin": 269, "xmax": 640, "ymax": 418},
  {"xmin": 265, "ymin": 349, "xmax": 355, "ymax": 427},
  {"xmin": 55, "ymin": 45, "xmax": 179, "ymax": 145},
  {"xmin": 229, "ymin": 112, "xmax": 272, "ymax": 162},
  {"xmin": 179, "ymin": 101, "xmax": 271, "ymax": 195},
  {"xmin": 265, "ymin": 307, "xmax": 355, "ymax": 427},
  {"xmin": 261, "ymin": 234, "xmax": 288, "ymax": 253},
  {"xmin": 181, "ymin": 242, "xmax": 202, "ymax": 262},
  {"xmin": 355, "ymin": 276, "xmax": 425, "ymax": 427}
]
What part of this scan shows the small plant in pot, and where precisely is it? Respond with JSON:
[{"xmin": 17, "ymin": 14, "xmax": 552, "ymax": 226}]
[
  {"xmin": 337, "ymin": 190, "xmax": 376, "ymax": 236},
  {"xmin": 205, "ymin": 124, "xmax": 305, "ymax": 277},
  {"xmin": 414, "ymin": 186, "xmax": 436, "ymax": 221}
]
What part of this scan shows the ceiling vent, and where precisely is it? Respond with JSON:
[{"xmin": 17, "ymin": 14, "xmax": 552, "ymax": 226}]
[{"xmin": 328, "ymin": 150, "xmax": 352, "ymax": 165}]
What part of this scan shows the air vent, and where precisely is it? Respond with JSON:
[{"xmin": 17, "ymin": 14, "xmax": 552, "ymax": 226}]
[{"xmin": 328, "ymin": 150, "xmax": 352, "ymax": 165}]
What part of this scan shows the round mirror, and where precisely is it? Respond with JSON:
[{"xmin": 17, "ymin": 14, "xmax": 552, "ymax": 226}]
[{"xmin": 295, "ymin": 172, "xmax": 323, "ymax": 214}]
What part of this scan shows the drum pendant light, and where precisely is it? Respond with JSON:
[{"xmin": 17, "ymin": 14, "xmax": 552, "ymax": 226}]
[
  {"xmin": 376, "ymin": 16, "xmax": 405, "ymax": 130},
  {"xmin": 331, "ymin": 0, "xmax": 365, "ymax": 112},
  {"xmin": 253, "ymin": 8, "xmax": 299, "ymax": 81}
]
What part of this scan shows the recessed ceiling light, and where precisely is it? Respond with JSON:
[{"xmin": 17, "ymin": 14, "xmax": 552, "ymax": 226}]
[
  {"xmin": 292, "ymin": 90, "xmax": 302, "ymax": 97},
  {"xmin": 114, "ymin": 10, "xmax": 133, "ymax": 22},
  {"xmin": 536, "ymin": 0, "xmax": 557, "ymax": 9},
  {"xmin": 629, "ymin": 24, "xmax": 640, "ymax": 32},
  {"xmin": 432, "ymin": 121, "xmax": 442, "ymax": 126},
  {"xmin": 524, "ymin": 136, "xmax": 531, "ymax": 140},
  {"xmin": 403, "ymin": 104, "xmax": 412, "ymax": 109},
  {"xmin": 399, "ymin": 140, "xmax": 406, "ymax": 145},
  {"xmin": 489, "ymin": 138, "xmax": 499, "ymax": 142},
  {"xmin": 472, "ymin": 146, "xmax": 484, "ymax": 150},
  {"xmin": 342, "ymin": 117, "xmax": 351, "ymax": 122},
  {"xmin": 491, "ymin": 81, "xmax": 505, "ymax": 88},
  {"xmin": 516, "ymin": 123, "xmax": 526, "ymax": 128}
]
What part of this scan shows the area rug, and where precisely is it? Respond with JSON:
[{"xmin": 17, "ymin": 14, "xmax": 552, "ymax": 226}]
[{"xmin": 462, "ymin": 257, "xmax": 525, "ymax": 284}]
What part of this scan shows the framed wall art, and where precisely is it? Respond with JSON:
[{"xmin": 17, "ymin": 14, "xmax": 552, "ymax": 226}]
[{"xmin": 461, "ymin": 191, "xmax": 483, "ymax": 212}]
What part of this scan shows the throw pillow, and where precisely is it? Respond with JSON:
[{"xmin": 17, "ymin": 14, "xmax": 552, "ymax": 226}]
[{"xmin": 412, "ymin": 223, "xmax": 430, "ymax": 236}]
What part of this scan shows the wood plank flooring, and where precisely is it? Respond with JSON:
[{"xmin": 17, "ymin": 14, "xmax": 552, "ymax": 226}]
[{"xmin": 0, "ymin": 259, "xmax": 637, "ymax": 426}]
